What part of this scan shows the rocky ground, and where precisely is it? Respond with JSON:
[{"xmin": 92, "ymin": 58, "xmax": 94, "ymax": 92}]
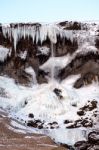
[
  {"xmin": 0, "ymin": 109, "xmax": 98, "ymax": 150},
  {"xmin": 0, "ymin": 110, "xmax": 66, "ymax": 150}
]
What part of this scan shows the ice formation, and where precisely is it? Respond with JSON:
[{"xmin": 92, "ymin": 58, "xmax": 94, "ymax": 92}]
[
  {"xmin": 2, "ymin": 24, "xmax": 74, "ymax": 52},
  {"xmin": 0, "ymin": 21, "xmax": 99, "ymax": 146}
]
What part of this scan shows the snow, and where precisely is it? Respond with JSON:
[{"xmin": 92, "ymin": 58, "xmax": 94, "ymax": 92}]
[
  {"xmin": 8, "ymin": 120, "xmax": 42, "ymax": 134},
  {"xmin": 37, "ymin": 46, "xmax": 50, "ymax": 55},
  {"xmin": 40, "ymin": 54, "xmax": 73, "ymax": 77},
  {"xmin": 0, "ymin": 46, "xmax": 11, "ymax": 62},
  {"xmin": 0, "ymin": 75, "xmax": 99, "ymax": 145},
  {"xmin": 18, "ymin": 50, "xmax": 27, "ymax": 60},
  {"xmin": 49, "ymin": 128, "xmax": 86, "ymax": 145},
  {"xmin": 75, "ymin": 43, "xmax": 98, "ymax": 55},
  {"xmin": 25, "ymin": 66, "xmax": 37, "ymax": 84}
]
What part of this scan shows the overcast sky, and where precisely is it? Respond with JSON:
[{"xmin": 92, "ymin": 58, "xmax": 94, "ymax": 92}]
[{"xmin": 0, "ymin": 0, "xmax": 99, "ymax": 23}]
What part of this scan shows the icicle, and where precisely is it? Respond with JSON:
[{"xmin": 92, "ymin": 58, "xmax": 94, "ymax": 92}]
[
  {"xmin": 2, "ymin": 23, "xmax": 74, "ymax": 53},
  {"xmin": 36, "ymin": 26, "xmax": 40, "ymax": 44},
  {"xmin": 12, "ymin": 27, "xmax": 18, "ymax": 53},
  {"xmin": 51, "ymin": 42, "xmax": 55, "ymax": 80},
  {"xmin": 23, "ymin": 25, "xmax": 26, "ymax": 39},
  {"xmin": 31, "ymin": 26, "xmax": 36, "ymax": 43}
]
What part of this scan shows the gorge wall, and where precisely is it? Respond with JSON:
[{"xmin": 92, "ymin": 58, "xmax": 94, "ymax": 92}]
[{"xmin": 0, "ymin": 21, "xmax": 99, "ymax": 87}]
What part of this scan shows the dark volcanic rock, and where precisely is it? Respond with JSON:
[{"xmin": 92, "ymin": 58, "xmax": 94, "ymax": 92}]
[
  {"xmin": 48, "ymin": 121, "xmax": 59, "ymax": 129},
  {"xmin": 64, "ymin": 120, "xmax": 72, "ymax": 124},
  {"xmin": 27, "ymin": 120, "xmax": 60, "ymax": 130},
  {"xmin": 79, "ymin": 100, "xmax": 97, "ymax": 112},
  {"xmin": 53, "ymin": 88, "xmax": 63, "ymax": 99},
  {"xmin": 27, "ymin": 119, "xmax": 44, "ymax": 129},
  {"xmin": 81, "ymin": 119, "xmax": 93, "ymax": 127},
  {"xmin": 95, "ymin": 38, "xmax": 99, "ymax": 49},
  {"xmin": 74, "ymin": 130, "xmax": 99, "ymax": 150},
  {"xmin": 59, "ymin": 21, "xmax": 82, "ymax": 30},
  {"xmin": 74, "ymin": 141, "xmax": 90, "ymax": 150},
  {"xmin": 88, "ymin": 131, "xmax": 99, "ymax": 144},
  {"xmin": 66, "ymin": 119, "xmax": 82, "ymax": 128},
  {"xmin": 28, "ymin": 113, "xmax": 34, "ymax": 118},
  {"xmin": 27, "ymin": 120, "xmax": 38, "ymax": 128},
  {"xmin": 74, "ymin": 78, "xmax": 84, "ymax": 89},
  {"xmin": 38, "ymin": 124, "xmax": 43, "ymax": 129},
  {"xmin": 55, "ymin": 38, "xmax": 78, "ymax": 56},
  {"xmin": 37, "ymin": 69, "xmax": 48, "ymax": 84},
  {"xmin": 66, "ymin": 118, "xmax": 93, "ymax": 128},
  {"xmin": 87, "ymin": 145, "xmax": 99, "ymax": 150},
  {"xmin": 77, "ymin": 110, "xmax": 85, "ymax": 116},
  {"xmin": 66, "ymin": 99, "xmax": 98, "ymax": 129}
]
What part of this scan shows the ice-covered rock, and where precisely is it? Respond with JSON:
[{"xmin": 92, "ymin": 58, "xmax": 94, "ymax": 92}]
[{"xmin": 0, "ymin": 46, "xmax": 11, "ymax": 62}]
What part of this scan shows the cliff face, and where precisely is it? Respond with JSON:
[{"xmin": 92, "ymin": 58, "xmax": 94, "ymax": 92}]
[
  {"xmin": 0, "ymin": 21, "xmax": 99, "ymax": 87},
  {"xmin": 0, "ymin": 21, "xmax": 99, "ymax": 148}
]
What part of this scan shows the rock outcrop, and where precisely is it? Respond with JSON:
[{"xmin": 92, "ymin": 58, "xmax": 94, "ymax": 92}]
[{"xmin": 74, "ymin": 130, "xmax": 99, "ymax": 150}]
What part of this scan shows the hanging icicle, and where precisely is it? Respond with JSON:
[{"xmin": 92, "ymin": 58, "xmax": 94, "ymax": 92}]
[{"xmin": 2, "ymin": 23, "xmax": 74, "ymax": 53}]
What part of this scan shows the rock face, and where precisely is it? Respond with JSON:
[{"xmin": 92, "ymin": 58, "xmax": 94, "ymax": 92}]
[
  {"xmin": 0, "ymin": 21, "xmax": 99, "ymax": 150},
  {"xmin": 0, "ymin": 21, "xmax": 99, "ymax": 87}
]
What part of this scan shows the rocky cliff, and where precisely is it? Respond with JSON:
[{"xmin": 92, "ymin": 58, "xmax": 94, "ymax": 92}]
[
  {"xmin": 0, "ymin": 21, "xmax": 99, "ymax": 87},
  {"xmin": 0, "ymin": 21, "xmax": 99, "ymax": 149}
]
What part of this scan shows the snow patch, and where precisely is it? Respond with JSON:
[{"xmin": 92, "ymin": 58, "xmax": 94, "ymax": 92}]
[
  {"xmin": 37, "ymin": 46, "xmax": 50, "ymax": 55},
  {"xmin": 18, "ymin": 50, "xmax": 27, "ymax": 60},
  {"xmin": 0, "ymin": 46, "xmax": 11, "ymax": 62},
  {"xmin": 40, "ymin": 54, "xmax": 73, "ymax": 77},
  {"xmin": 25, "ymin": 66, "xmax": 37, "ymax": 84}
]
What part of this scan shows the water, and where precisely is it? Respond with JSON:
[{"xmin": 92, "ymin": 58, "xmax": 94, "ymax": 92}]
[{"xmin": 51, "ymin": 42, "xmax": 54, "ymax": 80}]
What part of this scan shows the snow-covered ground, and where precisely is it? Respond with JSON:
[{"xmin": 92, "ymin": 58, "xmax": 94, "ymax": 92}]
[{"xmin": 0, "ymin": 75, "xmax": 99, "ymax": 145}]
